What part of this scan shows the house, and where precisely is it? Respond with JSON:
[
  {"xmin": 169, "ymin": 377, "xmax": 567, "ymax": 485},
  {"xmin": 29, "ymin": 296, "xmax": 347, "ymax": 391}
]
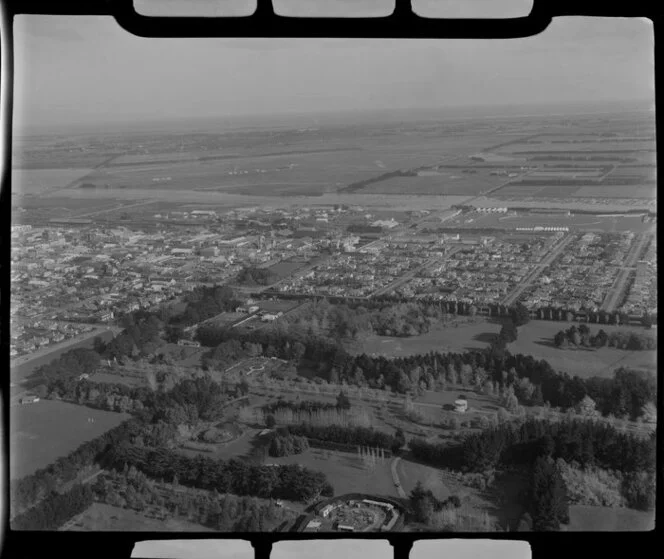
[
  {"xmin": 20, "ymin": 395, "xmax": 40, "ymax": 405},
  {"xmin": 304, "ymin": 520, "xmax": 322, "ymax": 532},
  {"xmin": 454, "ymin": 397, "xmax": 468, "ymax": 413}
]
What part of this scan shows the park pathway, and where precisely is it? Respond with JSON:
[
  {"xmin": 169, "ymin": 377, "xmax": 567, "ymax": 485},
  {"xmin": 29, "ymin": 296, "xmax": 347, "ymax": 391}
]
[{"xmin": 391, "ymin": 457, "xmax": 407, "ymax": 498}]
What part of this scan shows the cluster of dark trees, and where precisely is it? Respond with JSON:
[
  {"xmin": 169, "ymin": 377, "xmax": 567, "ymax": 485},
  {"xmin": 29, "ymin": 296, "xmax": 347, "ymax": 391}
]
[
  {"xmin": 409, "ymin": 418, "xmax": 656, "ymax": 475},
  {"xmin": 285, "ymin": 298, "xmax": 449, "ymax": 339},
  {"xmin": 285, "ymin": 424, "xmax": 402, "ymax": 454},
  {"xmin": 409, "ymin": 481, "xmax": 461, "ymax": 524},
  {"xmin": 42, "ymin": 374, "xmax": 235, "ymax": 425},
  {"xmin": 29, "ymin": 347, "xmax": 101, "ymax": 386},
  {"xmin": 268, "ymin": 432, "xmax": 310, "ymax": 457},
  {"xmin": 529, "ymin": 457, "xmax": 569, "ymax": 531},
  {"xmin": 99, "ymin": 313, "xmax": 164, "ymax": 360},
  {"xmin": 102, "ymin": 444, "xmax": 333, "ymax": 503},
  {"xmin": 170, "ymin": 285, "xmax": 242, "ymax": 327},
  {"xmin": 10, "ymin": 419, "xmax": 142, "ymax": 516},
  {"xmin": 235, "ymin": 266, "xmax": 279, "ymax": 287},
  {"xmin": 263, "ymin": 400, "xmax": 338, "ymax": 415},
  {"xmin": 11, "ymin": 484, "xmax": 95, "ymax": 531},
  {"xmin": 553, "ymin": 324, "xmax": 657, "ymax": 351},
  {"xmin": 94, "ymin": 468, "xmax": 292, "ymax": 531}
]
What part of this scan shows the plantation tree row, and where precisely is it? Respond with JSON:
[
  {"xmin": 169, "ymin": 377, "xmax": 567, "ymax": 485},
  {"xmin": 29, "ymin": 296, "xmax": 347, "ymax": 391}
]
[{"xmin": 101, "ymin": 444, "xmax": 333, "ymax": 503}]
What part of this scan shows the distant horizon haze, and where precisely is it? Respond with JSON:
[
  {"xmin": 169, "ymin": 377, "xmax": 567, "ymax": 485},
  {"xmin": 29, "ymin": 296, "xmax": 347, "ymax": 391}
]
[{"xmin": 12, "ymin": 15, "xmax": 654, "ymax": 135}]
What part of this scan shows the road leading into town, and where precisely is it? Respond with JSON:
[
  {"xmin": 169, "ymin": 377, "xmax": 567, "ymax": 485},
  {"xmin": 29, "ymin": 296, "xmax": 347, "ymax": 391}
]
[
  {"xmin": 391, "ymin": 457, "xmax": 407, "ymax": 498},
  {"xmin": 600, "ymin": 233, "xmax": 652, "ymax": 313},
  {"xmin": 501, "ymin": 233, "xmax": 577, "ymax": 307}
]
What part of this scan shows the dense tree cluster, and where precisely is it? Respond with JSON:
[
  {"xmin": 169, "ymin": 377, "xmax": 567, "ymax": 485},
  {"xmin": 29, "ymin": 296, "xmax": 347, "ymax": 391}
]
[
  {"xmin": 101, "ymin": 313, "xmax": 164, "ymax": 360},
  {"xmin": 11, "ymin": 484, "xmax": 94, "ymax": 531},
  {"xmin": 42, "ymin": 374, "xmax": 233, "ymax": 424},
  {"xmin": 268, "ymin": 432, "xmax": 310, "ymax": 457},
  {"xmin": 409, "ymin": 418, "xmax": 656, "ymax": 475},
  {"xmin": 102, "ymin": 444, "xmax": 333, "ymax": 503},
  {"xmin": 171, "ymin": 285, "xmax": 242, "ymax": 327},
  {"xmin": 285, "ymin": 424, "xmax": 401, "ymax": 454},
  {"xmin": 409, "ymin": 481, "xmax": 462, "ymax": 524},
  {"xmin": 262, "ymin": 400, "xmax": 338, "ymax": 415},
  {"xmin": 10, "ymin": 420, "xmax": 142, "ymax": 515},
  {"xmin": 94, "ymin": 468, "xmax": 294, "ymax": 531},
  {"xmin": 30, "ymin": 347, "xmax": 101, "ymax": 385},
  {"xmin": 553, "ymin": 325, "xmax": 657, "ymax": 351},
  {"xmin": 235, "ymin": 266, "xmax": 279, "ymax": 286},
  {"xmin": 529, "ymin": 457, "xmax": 569, "ymax": 531}
]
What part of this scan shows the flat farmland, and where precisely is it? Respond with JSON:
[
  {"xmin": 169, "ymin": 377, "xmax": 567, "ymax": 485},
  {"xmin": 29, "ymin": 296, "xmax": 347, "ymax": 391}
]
[
  {"xmin": 10, "ymin": 400, "xmax": 130, "ymax": 480},
  {"xmin": 50, "ymin": 187, "xmax": 473, "ymax": 211},
  {"xmin": 572, "ymin": 185, "xmax": 656, "ymax": 199},
  {"xmin": 269, "ymin": 448, "xmax": 400, "ymax": 498},
  {"xmin": 63, "ymin": 502, "xmax": 213, "ymax": 532},
  {"xmin": 358, "ymin": 172, "xmax": 504, "ymax": 196},
  {"xmin": 354, "ymin": 319, "xmax": 501, "ymax": 358},
  {"xmin": 12, "ymin": 168, "xmax": 95, "ymax": 194},
  {"xmin": 508, "ymin": 320, "xmax": 657, "ymax": 378}
]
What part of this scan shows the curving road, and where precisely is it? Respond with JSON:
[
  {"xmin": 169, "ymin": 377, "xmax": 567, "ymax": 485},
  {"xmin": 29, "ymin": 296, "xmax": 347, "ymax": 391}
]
[{"xmin": 391, "ymin": 457, "xmax": 407, "ymax": 498}]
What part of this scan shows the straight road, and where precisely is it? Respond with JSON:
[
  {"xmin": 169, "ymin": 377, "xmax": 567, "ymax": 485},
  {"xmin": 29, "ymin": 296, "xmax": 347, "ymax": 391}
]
[
  {"xmin": 501, "ymin": 233, "xmax": 576, "ymax": 307},
  {"xmin": 600, "ymin": 233, "xmax": 652, "ymax": 312}
]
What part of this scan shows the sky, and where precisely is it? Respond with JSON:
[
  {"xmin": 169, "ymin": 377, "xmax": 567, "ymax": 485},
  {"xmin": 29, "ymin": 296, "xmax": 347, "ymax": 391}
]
[
  {"xmin": 11, "ymin": 9, "xmax": 654, "ymax": 133},
  {"xmin": 412, "ymin": 540, "xmax": 532, "ymax": 559},
  {"xmin": 131, "ymin": 539, "xmax": 252, "ymax": 559},
  {"xmin": 272, "ymin": 539, "xmax": 392, "ymax": 559}
]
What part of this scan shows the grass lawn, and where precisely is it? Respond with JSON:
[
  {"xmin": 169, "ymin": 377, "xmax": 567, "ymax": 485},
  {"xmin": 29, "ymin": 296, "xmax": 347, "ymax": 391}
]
[
  {"xmin": 566, "ymin": 505, "xmax": 655, "ymax": 531},
  {"xmin": 354, "ymin": 318, "xmax": 501, "ymax": 358},
  {"xmin": 11, "ymin": 400, "xmax": 130, "ymax": 480},
  {"xmin": 62, "ymin": 503, "xmax": 213, "ymax": 531},
  {"xmin": 269, "ymin": 448, "xmax": 399, "ymax": 499},
  {"xmin": 176, "ymin": 427, "xmax": 261, "ymax": 462},
  {"xmin": 397, "ymin": 459, "xmax": 451, "ymax": 502},
  {"xmin": 353, "ymin": 317, "xmax": 656, "ymax": 378},
  {"xmin": 509, "ymin": 320, "xmax": 657, "ymax": 378}
]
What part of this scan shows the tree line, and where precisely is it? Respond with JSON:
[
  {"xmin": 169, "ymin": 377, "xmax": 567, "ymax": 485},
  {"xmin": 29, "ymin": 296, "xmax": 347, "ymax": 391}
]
[
  {"xmin": 101, "ymin": 444, "xmax": 333, "ymax": 503},
  {"xmin": 284, "ymin": 423, "xmax": 403, "ymax": 454},
  {"xmin": 408, "ymin": 417, "xmax": 656, "ymax": 475},
  {"xmin": 11, "ymin": 484, "xmax": 94, "ymax": 531},
  {"xmin": 553, "ymin": 324, "xmax": 657, "ymax": 351}
]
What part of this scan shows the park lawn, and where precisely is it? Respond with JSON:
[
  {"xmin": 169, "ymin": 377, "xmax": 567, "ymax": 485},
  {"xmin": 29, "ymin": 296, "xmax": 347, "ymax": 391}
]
[
  {"xmin": 354, "ymin": 319, "xmax": 501, "ymax": 358},
  {"xmin": 269, "ymin": 448, "xmax": 400, "ymax": 499},
  {"xmin": 566, "ymin": 505, "xmax": 655, "ymax": 531},
  {"xmin": 62, "ymin": 503, "xmax": 214, "ymax": 531},
  {"xmin": 397, "ymin": 459, "xmax": 451, "ymax": 502},
  {"xmin": 176, "ymin": 427, "xmax": 261, "ymax": 462},
  {"xmin": 11, "ymin": 400, "xmax": 130, "ymax": 480},
  {"xmin": 509, "ymin": 320, "xmax": 657, "ymax": 378}
]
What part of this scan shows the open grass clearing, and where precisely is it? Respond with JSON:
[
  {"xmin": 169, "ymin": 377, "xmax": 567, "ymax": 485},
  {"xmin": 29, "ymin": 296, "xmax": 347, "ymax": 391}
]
[
  {"xmin": 269, "ymin": 448, "xmax": 400, "ymax": 499},
  {"xmin": 11, "ymin": 400, "xmax": 130, "ymax": 480},
  {"xmin": 509, "ymin": 320, "xmax": 657, "ymax": 378},
  {"xmin": 396, "ymin": 459, "xmax": 451, "ymax": 502},
  {"xmin": 354, "ymin": 319, "xmax": 501, "ymax": 358}
]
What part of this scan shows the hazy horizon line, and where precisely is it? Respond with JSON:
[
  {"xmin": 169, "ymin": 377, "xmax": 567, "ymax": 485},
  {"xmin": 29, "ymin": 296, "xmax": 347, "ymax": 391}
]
[{"xmin": 14, "ymin": 98, "xmax": 654, "ymax": 138}]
